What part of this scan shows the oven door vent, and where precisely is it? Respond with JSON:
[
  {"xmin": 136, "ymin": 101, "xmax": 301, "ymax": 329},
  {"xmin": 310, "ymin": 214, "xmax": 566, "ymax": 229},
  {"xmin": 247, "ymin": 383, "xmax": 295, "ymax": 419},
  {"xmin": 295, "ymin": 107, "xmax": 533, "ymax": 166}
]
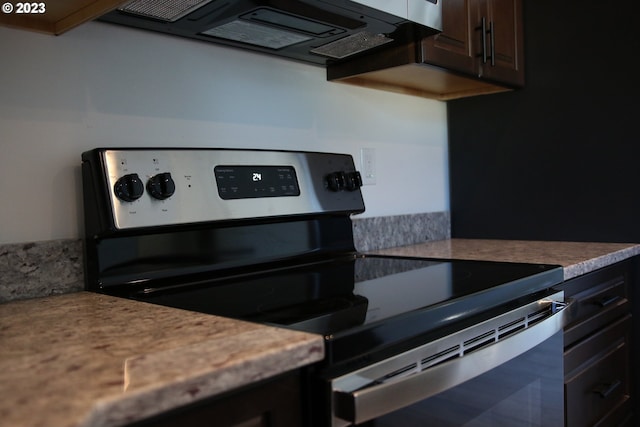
[
  {"xmin": 420, "ymin": 345, "xmax": 459, "ymax": 368},
  {"xmin": 367, "ymin": 302, "xmax": 551, "ymax": 382}
]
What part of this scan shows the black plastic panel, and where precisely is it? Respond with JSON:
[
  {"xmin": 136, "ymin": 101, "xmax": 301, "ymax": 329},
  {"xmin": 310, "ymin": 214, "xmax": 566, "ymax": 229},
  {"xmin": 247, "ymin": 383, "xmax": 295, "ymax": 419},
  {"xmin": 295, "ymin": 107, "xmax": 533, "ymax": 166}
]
[{"xmin": 214, "ymin": 165, "xmax": 300, "ymax": 199}]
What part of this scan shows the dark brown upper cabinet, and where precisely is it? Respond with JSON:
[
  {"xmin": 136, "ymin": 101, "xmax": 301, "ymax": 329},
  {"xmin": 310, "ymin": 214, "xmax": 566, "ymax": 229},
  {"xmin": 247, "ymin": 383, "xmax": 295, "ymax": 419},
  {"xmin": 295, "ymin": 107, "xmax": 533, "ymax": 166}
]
[
  {"xmin": 425, "ymin": 0, "xmax": 524, "ymax": 86},
  {"xmin": 327, "ymin": 0, "xmax": 525, "ymax": 100}
]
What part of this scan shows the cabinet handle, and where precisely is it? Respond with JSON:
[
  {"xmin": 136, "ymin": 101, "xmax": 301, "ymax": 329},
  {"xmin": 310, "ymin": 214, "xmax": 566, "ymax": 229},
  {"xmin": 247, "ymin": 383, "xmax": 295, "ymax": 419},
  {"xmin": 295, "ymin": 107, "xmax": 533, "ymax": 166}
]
[
  {"xmin": 489, "ymin": 21, "xmax": 495, "ymax": 66},
  {"xmin": 594, "ymin": 295, "xmax": 621, "ymax": 308},
  {"xmin": 476, "ymin": 18, "xmax": 494, "ymax": 66},
  {"xmin": 478, "ymin": 17, "xmax": 487, "ymax": 64},
  {"xmin": 592, "ymin": 379, "xmax": 621, "ymax": 399}
]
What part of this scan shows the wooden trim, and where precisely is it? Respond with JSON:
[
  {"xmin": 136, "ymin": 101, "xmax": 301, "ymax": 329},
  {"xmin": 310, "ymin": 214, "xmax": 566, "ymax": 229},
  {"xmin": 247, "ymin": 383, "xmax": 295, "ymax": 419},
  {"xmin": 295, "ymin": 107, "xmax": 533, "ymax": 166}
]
[
  {"xmin": 329, "ymin": 63, "xmax": 511, "ymax": 101},
  {"xmin": 0, "ymin": 0, "xmax": 125, "ymax": 35}
]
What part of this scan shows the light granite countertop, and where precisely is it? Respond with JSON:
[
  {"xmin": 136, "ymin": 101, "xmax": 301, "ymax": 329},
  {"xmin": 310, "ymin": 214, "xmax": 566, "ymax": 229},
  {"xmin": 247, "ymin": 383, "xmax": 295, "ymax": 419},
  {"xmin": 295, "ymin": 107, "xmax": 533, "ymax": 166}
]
[
  {"xmin": 0, "ymin": 292, "xmax": 324, "ymax": 427},
  {"xmin": 373, "ymin": 238, "xmax": 640, "ymax": 280}
]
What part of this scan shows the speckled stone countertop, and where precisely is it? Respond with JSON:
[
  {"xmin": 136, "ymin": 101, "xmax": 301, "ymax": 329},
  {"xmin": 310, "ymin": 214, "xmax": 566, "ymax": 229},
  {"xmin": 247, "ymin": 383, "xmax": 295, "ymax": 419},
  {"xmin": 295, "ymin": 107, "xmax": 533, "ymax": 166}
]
[
  {"xmin": 373, "ymin": 238, "xmax": 640, "ymax": 280},
  {"xmin": 0, "ymin": 292, "xmax": 324, "ymax": 427}
]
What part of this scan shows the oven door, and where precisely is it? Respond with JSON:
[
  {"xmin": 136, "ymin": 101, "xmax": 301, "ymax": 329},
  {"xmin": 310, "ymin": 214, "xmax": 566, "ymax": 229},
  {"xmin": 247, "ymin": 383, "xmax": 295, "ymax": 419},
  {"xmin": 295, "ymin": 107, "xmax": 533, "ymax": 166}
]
[{"xmin": 330, "ymin": 291, "xmax": 570, "ymax": 426}]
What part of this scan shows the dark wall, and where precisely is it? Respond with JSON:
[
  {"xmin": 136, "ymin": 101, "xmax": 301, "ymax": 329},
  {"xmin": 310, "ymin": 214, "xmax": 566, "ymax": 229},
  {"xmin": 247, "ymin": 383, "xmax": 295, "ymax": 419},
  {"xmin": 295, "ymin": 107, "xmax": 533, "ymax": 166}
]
[{"xmin": 447, "ymin": 0, "xmax": 639, "ymax": 243}]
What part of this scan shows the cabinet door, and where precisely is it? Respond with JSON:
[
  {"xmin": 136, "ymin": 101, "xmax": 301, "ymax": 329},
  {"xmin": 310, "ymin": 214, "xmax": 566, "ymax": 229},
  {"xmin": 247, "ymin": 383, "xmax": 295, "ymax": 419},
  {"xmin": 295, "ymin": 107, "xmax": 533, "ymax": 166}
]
[
  {"xmin": 421, "ymin": 0, "xmax": 477, "ymax": 76},
  {"xmin": 421, "ymin": 0, "xmax": 523, "ymax": 86},
  {"xmin": 133, "ymin": 374, "xmax": 302, "ymax": 427},
  {"xmin": 479, "ymin": 0, "xmax": 525, "ymax": 86}
]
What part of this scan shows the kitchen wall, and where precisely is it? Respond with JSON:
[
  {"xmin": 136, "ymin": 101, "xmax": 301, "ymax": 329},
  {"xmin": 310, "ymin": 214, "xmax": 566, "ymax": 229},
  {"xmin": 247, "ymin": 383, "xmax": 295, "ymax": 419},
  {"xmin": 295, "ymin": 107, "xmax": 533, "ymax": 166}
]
[
  {"xmin": 447, "ymin": 0, "xmax": 638, "ymax": 243},
  {"xmin": 0, "ymin": 20, "xmax": 449, "ymax": 245}
]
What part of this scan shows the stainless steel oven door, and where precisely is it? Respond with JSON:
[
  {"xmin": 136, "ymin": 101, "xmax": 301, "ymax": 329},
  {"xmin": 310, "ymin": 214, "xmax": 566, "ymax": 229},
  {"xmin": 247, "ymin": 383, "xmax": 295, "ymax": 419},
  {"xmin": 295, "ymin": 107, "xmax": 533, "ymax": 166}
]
[{"xmin": 330, "ymin": 291, "xmax": 571, "ymax": 426}]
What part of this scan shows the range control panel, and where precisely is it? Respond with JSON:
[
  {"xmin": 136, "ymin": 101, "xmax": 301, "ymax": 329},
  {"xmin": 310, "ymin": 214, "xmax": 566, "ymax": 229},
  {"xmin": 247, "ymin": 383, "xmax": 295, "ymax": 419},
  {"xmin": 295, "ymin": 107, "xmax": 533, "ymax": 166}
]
[{"xmin": 83, "ymin": 148, "xmax": 365, "ymax": 230}]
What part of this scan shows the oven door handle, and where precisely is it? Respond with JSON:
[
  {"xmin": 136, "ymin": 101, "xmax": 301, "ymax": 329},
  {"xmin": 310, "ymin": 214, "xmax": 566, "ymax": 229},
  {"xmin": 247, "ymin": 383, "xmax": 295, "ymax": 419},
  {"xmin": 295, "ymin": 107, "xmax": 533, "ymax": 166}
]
[{"xmin": 332, "ymin": 297, "xmax": 573, "ymax": 425}]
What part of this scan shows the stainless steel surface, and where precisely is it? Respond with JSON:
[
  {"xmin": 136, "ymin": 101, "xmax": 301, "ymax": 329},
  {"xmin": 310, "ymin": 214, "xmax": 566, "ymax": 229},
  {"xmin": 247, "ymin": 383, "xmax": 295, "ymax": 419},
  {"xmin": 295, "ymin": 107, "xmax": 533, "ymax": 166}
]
[
  {"xmin": 100, "ymin": 149, "xmax": 364, "ymax": 229},
  {"xmin": 330, "ymin": 291, "xmax": 571, "ymax": 425},
  {"xmin": 354, "ymin": 0, "xmax": 442, "ymax": 29},
  {"xmin": 408, "ymin": 0, "xmax": 442, "ymax": 30}
]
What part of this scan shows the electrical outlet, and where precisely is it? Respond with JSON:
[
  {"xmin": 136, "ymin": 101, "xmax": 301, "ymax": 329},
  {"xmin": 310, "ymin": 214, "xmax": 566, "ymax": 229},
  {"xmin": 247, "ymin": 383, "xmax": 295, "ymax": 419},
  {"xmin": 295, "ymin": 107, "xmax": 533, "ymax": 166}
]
[{"xmin": 360, "ymin": 148, "xmax": 376, "ymax": 185}]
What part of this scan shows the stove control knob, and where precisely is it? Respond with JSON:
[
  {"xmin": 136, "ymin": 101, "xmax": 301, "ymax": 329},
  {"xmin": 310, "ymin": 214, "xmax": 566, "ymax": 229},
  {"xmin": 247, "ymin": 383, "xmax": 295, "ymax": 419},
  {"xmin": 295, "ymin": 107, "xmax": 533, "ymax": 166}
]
[
  {"xmin": 345, "ymin": 171, "xmax": 363, "ymax": 191},
  {"xmin": 147, "ymin": 172, "xmax": 176, "ymax": 200},
  {"xmin": 326, "ymin": 171, "xmax": 346, "ymax": 192},
  {"xmin": 114, "ymin": 173, "xmax": 144, "ymax": 202}
]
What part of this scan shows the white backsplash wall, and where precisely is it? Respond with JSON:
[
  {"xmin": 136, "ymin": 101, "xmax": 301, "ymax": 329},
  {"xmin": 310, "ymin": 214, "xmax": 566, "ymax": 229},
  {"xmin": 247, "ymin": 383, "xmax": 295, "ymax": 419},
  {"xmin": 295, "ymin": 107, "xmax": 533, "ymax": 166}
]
[{"xmin": 0, "ymin": 21, "xmax": 448, "ymax": 245}]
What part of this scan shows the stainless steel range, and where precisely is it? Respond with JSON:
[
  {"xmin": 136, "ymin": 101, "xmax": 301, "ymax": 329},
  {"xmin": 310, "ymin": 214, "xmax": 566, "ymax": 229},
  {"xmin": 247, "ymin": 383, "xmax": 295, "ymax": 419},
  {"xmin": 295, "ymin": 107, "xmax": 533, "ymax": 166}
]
[{"xmin": 82, "ymin": 148, "xmax": 570, "ymax": 426}]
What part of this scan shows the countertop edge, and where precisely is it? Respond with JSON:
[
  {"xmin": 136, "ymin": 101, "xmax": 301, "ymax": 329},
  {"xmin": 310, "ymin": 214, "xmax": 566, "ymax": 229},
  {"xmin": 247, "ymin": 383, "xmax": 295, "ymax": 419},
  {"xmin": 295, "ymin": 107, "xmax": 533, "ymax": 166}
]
[
  {"xmin": 84, "ymin": 327, "xmax": 324, "ymax": 427},
  {"xmin": 561, "ymin": 245, "xmax": 640, "ymax": 280}
]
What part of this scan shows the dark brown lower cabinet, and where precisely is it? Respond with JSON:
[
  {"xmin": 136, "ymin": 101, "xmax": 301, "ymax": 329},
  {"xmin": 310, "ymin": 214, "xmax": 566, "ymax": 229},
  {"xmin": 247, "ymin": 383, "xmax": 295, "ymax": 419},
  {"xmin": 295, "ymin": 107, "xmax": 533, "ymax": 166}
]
[
  {"xmin": 558, "ymin": 259, "xmax": 635, "ymax": 427},
  {"xmin": 131, "ymin": 372, "xmax": 302, "ymax": 427}
]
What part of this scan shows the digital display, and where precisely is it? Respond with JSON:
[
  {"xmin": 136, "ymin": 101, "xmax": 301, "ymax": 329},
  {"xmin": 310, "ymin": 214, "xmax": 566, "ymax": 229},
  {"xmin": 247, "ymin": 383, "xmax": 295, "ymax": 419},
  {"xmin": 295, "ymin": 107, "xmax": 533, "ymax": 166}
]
[{"xmin": 214, "ymin": 165, "xmax": 300, "ymax": 200}]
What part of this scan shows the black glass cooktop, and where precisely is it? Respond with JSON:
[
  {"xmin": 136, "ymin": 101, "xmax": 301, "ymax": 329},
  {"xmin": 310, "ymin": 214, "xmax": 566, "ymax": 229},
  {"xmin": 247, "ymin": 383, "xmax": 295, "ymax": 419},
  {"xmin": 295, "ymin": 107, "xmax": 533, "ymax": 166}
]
[{"xmin": 127, "ymin": 255, "xmax": 562, "ymax": 368}]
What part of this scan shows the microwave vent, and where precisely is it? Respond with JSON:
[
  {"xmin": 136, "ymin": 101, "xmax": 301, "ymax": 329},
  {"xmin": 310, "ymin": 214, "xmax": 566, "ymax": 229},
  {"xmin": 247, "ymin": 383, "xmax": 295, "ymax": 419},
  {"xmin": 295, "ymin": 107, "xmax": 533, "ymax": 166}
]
[
  {"xmin": 118, "ymin": 0, "xmax": 213, "ymax": 22},
  {"xmin": 311, "ymin": 31, "xmax": 392, "ymax": 59}
]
